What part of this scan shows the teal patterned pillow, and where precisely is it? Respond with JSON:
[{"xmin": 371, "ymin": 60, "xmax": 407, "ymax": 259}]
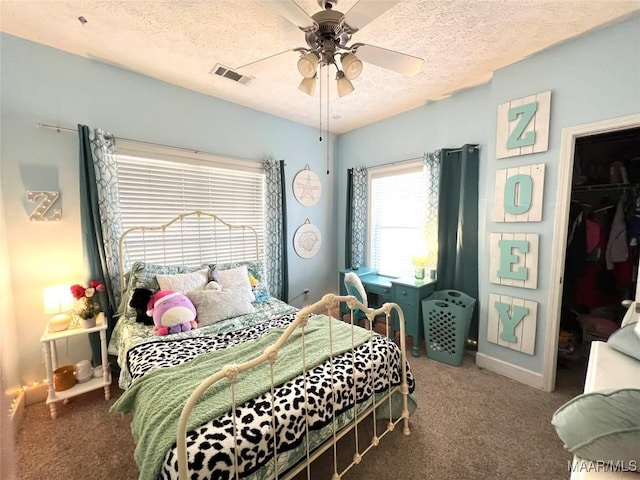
[{"xmin": 117, "ymin": 262, "xmax": 197, "ymax": 318}]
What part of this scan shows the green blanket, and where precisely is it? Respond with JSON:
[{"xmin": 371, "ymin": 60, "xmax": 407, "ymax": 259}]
[{"xmin": 111, "ymin": 315, "xmax": 372, "ymax": 480}]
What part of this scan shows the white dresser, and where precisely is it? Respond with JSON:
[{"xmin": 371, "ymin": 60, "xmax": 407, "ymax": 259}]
[{"xmin": 570, "ymin": 341, "xmax": 640, "ymax": 479}]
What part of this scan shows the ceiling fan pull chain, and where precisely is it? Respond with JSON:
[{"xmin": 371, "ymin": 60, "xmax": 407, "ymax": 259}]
[
  {"xmin": 326, "ymin": 114, "xmax": 330, "ymax": 174},
  {"xmin": 326, "ymin": 64, "xmax": 330, "ymax": 174},
  {"xmin": 318, "ymin": 68, "xmax": 323, "ymax": 142}
]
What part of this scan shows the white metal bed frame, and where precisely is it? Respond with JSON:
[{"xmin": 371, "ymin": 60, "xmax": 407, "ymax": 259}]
[
  {"xmin": 118, "ymin": 210, "xmax": 260, "ymax": 294},
  {"xmin": 177, "ymin": 293, "xmax": 411, "ymax": 480},
  {"xmin": 116, "ymin": 211, "xmax": 412, "ymax": 480}
]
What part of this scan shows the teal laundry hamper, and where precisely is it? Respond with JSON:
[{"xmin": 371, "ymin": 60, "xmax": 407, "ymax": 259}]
[{"xmin": 422, "ymin": 290, "xmax": 476, "ymax": 366}]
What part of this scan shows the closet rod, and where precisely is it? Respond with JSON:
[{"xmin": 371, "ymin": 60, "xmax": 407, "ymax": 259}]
[
  {"xmin": 578, "ymin": 131, "xmax": 640, "ymax": 145},
  {"xmin": 572, "ymin": 183, "xmax": 636, "ymax": 192}
]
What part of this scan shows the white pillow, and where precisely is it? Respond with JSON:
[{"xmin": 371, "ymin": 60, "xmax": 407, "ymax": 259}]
[
  {"xmin": 552, "ymin": 388, "xmax": 640, "ymax": 464},
  {"xmin": 187, "ymin": 287, "xmax": 255, "ymax": 326},
  {"xmin": 218, "ymin": 265, "xmax": 255, "ymax": 302},
  {"xmin": 621, "ymin": 302, "xmax": 640, "ymax": 327},
  {"xmin": 156, "ymin": 268, "xmax": 209, "ymax": 293}
]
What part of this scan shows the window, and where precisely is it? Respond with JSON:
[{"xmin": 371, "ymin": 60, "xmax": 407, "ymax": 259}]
[
  {"xmin": 368, "ymin": 161, "xmax": 434, "ymax": 278},
  {"xmin": 115, "ymin": 140, "xmax": 264, "ymax": 269}
]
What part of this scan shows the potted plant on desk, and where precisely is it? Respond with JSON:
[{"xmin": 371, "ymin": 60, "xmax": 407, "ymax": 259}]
[{"xmin": 411, "ymin": 255, "xmax": 429, "ymax": 281}]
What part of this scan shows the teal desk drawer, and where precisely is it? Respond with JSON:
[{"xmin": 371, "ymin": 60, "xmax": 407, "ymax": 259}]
[
  {"xmin": 366, "ymin": 283, "xmax": 392, "ymax": 296},
  {"xmin": 393, "ymin": 285, "xmax": 419, "ymax": 306},
  {"xmin": 360, "ymin": 274, "xmax": 394, "ymax": 307}
]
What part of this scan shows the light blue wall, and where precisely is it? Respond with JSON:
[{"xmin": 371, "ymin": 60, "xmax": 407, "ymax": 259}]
[
  {"xmin": 338, "ymin": 15, "xmax": 640, "ymax": 380},
  {"xmin": 480, "ymin": 15, "xmax": 640, "ymax": 374},
  {"xmin": 336, "ymin": 83, "xmax": 493, "ymax": 270},
  {"xmin": 2, "ymin": 15, "xmax": 639, "ymax": 389},
  {"xmin": 0, "ymin": 34, "xmax": 337, "ymax": 385}
]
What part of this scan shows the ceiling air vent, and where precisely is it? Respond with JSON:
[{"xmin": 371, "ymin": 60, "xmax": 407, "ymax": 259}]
[{"xmin": 210, "ymin": 64, "xmax": 253, "ymax": 85}]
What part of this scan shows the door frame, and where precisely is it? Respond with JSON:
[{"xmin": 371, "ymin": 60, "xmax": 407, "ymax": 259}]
[{"xmin": 544, "ymin": 113, "xmax": 640, "ymax": 392}]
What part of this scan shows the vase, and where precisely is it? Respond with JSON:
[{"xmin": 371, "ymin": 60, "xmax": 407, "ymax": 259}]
[
  {"xmin": 53, "ymin": 365, "xmax": 76, "ymax": 391},
  {"xmin": 414, "ymin": 266, "xmax": 425, "ymax": 280},
  {"xmin": 80, "ymin": 316, "xmax": 96, "ymax": 328}
]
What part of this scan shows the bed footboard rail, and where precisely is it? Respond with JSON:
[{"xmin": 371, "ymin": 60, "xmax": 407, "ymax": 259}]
[{"xmin": 176, "ymin": 293, "xmax": 411, "ymax": 480}]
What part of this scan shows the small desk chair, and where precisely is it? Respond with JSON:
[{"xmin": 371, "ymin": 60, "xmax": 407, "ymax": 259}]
[{"xmin": 343, "ymin": 272, "xmax": 372, "ymax": 327}]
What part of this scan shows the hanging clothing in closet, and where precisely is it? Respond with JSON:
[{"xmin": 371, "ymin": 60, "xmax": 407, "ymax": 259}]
[
  {"xmin": 606, "ymin": 196, "xmax": 628, "ymax": 269},
  {"xmin": 566, "ymin": 194, "xmax": 619, "ymax": 310},
  {"xmin": 567, "ymin": 186, "xmax": 640, "ymax": 313}
]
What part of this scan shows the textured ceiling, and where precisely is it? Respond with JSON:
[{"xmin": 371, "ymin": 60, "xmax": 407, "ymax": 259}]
[{"xmin": 1, "ymin": 1, "xmax": 639, "ymax": 134}]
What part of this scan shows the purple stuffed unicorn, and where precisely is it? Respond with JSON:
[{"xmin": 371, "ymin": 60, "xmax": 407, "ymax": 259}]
[{"xmin": 146, "ymin": 290, "xmax": 197, "ymax": 335}]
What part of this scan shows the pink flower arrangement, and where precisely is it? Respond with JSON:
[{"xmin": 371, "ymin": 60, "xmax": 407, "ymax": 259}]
[{"xmin": 70, "ymin": 280, "xmax": 105, "ymax": 319}]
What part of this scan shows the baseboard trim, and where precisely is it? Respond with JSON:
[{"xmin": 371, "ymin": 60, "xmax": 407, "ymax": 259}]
[
  {"xmin": 8, "ymin": 390, "xmax": 25, "ymax": 432},
  {"xmin": 476, "ymin": 353, "xmax": 546, "ymax": 391},
  {"xmin": 25, "ymin": 384, "xmax": 47, "ymax": 405}
]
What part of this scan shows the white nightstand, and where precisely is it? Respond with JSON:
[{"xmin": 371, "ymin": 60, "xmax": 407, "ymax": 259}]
[{"xmin": 40, "ymin": 312, "xmax": 111, "ymax": 419}]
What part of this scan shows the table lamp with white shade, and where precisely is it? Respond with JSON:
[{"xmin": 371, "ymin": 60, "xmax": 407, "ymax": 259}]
[{"xmin": 44, "ymin": 285, "xmax": 74, "ymax": 332}]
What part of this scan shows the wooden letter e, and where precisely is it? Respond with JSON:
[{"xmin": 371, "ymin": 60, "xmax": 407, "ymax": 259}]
[{"xmin": 497, "ymin": 239, "xmax": 529, "ymax": 280}]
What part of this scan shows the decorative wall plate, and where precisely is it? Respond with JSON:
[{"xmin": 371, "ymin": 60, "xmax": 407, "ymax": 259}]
[
  {"xmin": 293, "ymin": 165, "xmax": 322, "ymax": 207},
  {"xmin": 293, "ymin": 219, "xmax": 321, "ymax": 259}
]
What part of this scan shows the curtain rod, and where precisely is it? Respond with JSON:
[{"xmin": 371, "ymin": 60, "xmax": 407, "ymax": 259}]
[
  {"xmin": 37, "ymin": 123, "xmax": 263, "ymax": 163},
  {"xmin": 367, "ymin": 155, "xmax": 425, "ymax": 172},
  {"xmin": 39, "ymin": 123, "xmax": 77, "ymax": 134},
  {"xmin": 368, "ymin": 145, "xmax": 479, "ymax": 171},
  {"xmin": 393, "ymin": 155, "xmax": 426, "ymax": 165},
  {"xmin": 445, "ymin": 144, "xmax": 480, "ymax": 155}
]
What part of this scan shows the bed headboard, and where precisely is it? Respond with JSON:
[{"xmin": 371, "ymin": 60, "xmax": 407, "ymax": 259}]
[{"xmin": 118, "ymin": 210, "xmax": 260, "ymax": 293}]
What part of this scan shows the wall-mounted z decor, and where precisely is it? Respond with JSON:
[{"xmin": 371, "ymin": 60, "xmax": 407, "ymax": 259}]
[
  {"xmin": 496, "ymin": 90, "xmax": 551, "ymax": 159},
  {"xmin": 27, "ymin": 190, "xmax": 61, "ymax": 221}
]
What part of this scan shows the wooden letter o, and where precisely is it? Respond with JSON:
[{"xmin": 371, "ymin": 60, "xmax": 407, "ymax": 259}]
[{"xmin": 503, "ymin": 174, "xmax": 533, "ymax": 215}]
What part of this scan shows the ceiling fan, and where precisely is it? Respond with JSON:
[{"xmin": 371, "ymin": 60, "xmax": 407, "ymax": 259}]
[{"xmin": 238, "ymin": 0, "xmax": 425, "ymax": 97}]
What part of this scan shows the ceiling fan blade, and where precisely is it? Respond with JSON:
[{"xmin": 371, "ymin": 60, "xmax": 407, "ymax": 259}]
[
  {"xmin": 343, "ymin": 0, "xmax": 400, "ymax": 32},
  {"xmin": 263, "ymin": 0, "xmax": 317, "ymax": 31},
  {"xmin": 354, "ymin": 43, "xmax": 424, "ymax": 76}
]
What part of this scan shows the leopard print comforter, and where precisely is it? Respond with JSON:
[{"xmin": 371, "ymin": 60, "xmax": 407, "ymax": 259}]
[{"xmin": 123, "ymin": 313, "xmax": 414, "ymax": 480}]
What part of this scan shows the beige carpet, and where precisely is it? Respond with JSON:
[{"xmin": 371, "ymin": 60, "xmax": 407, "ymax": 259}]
[{"xmin": 13, "ymin": 349, "xmax": 582, "ymax": 480}]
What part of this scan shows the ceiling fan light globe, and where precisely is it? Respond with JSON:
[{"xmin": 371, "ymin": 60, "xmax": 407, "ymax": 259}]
[
  {"xmin": 298, "ymin": 77, "xmax": 316, "ymax": 96},
  {"xmin": 298, "ymin": 53, "xmax": 319, "ymax": 78},
  {"xmin": 336, "ymin": 75, "xmax": 354, "ymax": 97},
  {"xmin": 341, "ymin": 53, "xmax": 363, "ymax": 80}
]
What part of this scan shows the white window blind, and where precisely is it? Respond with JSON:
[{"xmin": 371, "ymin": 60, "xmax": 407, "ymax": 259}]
[
  {"xmin": 115, "ymin": 141, "xmax": 264, "ymax": 269},
  {"xmin": 368, "ymin": 161, "xmax": 427, "ymax": 278}
]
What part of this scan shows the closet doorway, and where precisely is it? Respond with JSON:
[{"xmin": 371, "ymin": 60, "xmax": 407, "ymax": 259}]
[{"xmin": 546, "ymin": 113, "xmax": 640, "ymax": 393}]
